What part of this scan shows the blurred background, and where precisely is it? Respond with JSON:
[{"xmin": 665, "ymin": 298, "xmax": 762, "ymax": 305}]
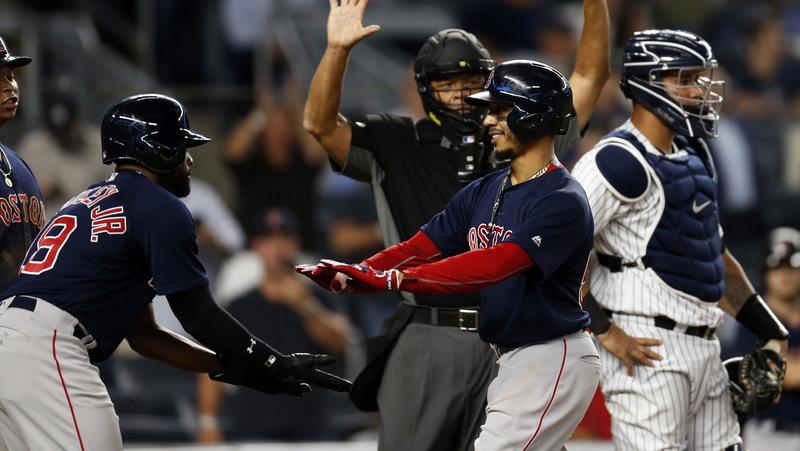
[{"xmin": 2, "ymin": 0, "xmax": 800, "ymax": 448}]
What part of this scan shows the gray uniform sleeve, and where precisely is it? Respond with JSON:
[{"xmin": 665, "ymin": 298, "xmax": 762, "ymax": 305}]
[
  {"xmin": 554, "ymin": 114, "xmax": 586, "ymax": 159},
  {"xmin": 333, "ymin": 146, "xmax": 377, "ymax": 183}
]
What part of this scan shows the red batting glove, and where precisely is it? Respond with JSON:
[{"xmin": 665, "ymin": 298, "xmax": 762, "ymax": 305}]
[
  {"xmin": 295, "ymin": 263, "xmax": 350, "ymax": 293},
  {"xmin": 319, "ymin": 259, "xmax": 401, "ymax": 294}
]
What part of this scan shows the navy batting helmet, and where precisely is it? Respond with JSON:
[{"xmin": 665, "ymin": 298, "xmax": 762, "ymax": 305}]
[
  {"xmin": 101, "ymin": 94, "xmax": 210, "ymax": 173},
  {"xmin": 0, "ymin": 36, "xmax": 31, "ymax": 69},
  {"xmin": 620, "ymin": 29, "xmax": 724, "ymax": 138},
  {"xmin": 414, "ymin": 29, "xmax": 496, "ymax": 141},
  {"xmin": 464, "ymin": 60, "xmax": 572, "ymax": 141}
]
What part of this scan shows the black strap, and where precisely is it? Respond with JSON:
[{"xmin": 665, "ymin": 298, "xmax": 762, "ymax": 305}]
[
  {"xmin": 596, "ymin": 252, "xmax": 651, "ymax": 273},
  {"xmin": 409, "ymin": 305, "xmax": 479, "ymax": 330}
]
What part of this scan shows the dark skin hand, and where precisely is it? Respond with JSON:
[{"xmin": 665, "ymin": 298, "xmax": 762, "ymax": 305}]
[{"xmin": 597, "ymin": 323, "xmax": 663, "ymax": 377}]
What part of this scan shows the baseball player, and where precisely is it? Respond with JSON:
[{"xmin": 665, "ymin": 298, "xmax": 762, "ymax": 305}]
[
  {"xmin": 303, "ymin": 0, "xmax": 610, "ymax": 448},
  {"xmin": 0, "ymin": 94, "xmax": 351, "ymax": 451},
  {"xmin": 0, "ymin": 36, "xmax": 45, "ymax": 293},
  {"xmin": 300, "ymin": 60, "xmax": 600, "ymax": 451},
  {"xmin": 571, "ymin": 30, "xmax": 789, "ymax": 450}
]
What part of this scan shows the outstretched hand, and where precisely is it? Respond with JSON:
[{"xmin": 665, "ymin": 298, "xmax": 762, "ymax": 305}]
[
  {"xmin": 319, "ymin": 259, "xmax": 401, "ymax": 294},
  {"xmin": 295, "ymin": 263, "xmax": 349, "ymax": 293},
  {"xmin": 327, "ymin": 0, "xmax": 381, "ymax": 50},
  {"xmin": 266, "ymin": 352, "xmax": 353, "ymax": 393},
  {"xmin": 597, "ymin": 323, "xmax": 663, "ymax": 377}
]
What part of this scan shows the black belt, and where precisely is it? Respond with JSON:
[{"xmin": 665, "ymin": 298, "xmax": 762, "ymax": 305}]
[
  {"xmin": 596, "ymin": 252, "xmax": 651, "ymax": 273},
  {"xmin": 7, "ymin": 296, "xmax": 97, "ymax": 348},
  {"xmin": 603, "ymin": 308, "xmax": 715, "ymax": 339},
  {"xmin": 491, "ymin": 343, "xmax": 532, "ymax": 358},
  {"xmin": 654, "ymin": 316, "xmax": 716, "ymax": 339},
  {"xmin": 409, "ymin": 305, "xmax": 479, "ymax": 331}
]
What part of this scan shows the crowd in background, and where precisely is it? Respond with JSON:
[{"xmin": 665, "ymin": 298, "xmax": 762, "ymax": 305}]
[{"xmin": 1, "ymin": 0, "xmax": 800, "ymax": 445}]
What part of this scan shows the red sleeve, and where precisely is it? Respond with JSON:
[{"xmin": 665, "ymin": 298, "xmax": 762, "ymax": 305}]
[
  {"xmin": 364, "ymin": 231, "xmax": 444, "ymax": 271},
  {"xmin": 399, "ymin": 242, "xmax": 536, "ymax": 294}
]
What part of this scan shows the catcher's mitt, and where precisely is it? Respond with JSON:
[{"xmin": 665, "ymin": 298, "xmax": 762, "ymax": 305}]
[{"xmin": 723, "ymin": 343, "xmax": 786, "ymax": 417}]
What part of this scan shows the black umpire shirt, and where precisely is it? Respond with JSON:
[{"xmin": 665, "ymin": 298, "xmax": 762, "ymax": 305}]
[{"xmin": 335, "ymin": 114, "xmax": 582, "ymax": 309}]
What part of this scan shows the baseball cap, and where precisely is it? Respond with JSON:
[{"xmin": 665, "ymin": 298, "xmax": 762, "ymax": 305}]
[
  {"xmin": 0, "ymin": 37, "xmax": 32, "ymax": 69},
  {"xmin": 764, "ymin": 227, "xmax": 800, "ymax": 269},
  {"xmin": 250, "ymin": 208, "xmax": 301, "ymax": 239}
]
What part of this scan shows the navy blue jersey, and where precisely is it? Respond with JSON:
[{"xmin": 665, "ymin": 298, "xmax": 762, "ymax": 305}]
[
  {"xmin": 2, "ymin": 171, "xmax": 209, "ymax": 361},
  {"xmin": 0, "ymin": 142, "xmax": 45, "ymax": 292},
  {"xmin": 421, "ymin": 166, "xmax": 593, "ymax": 344}
]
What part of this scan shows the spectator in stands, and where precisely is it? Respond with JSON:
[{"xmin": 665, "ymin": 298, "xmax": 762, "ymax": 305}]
[
  {"xmin": 17, "ymin": 86, "xmax": 109, "ymax": 211},
  {"xmin": 224, "ymin": 79, "xmax": 326, "ymax": 250},
  {"xmin": 730, "ymin": 227, "xmax": 800, "ymax": 449},
  {"xmin": 196, "ymin": 208, "xmax": 354, "ymax": 443}
]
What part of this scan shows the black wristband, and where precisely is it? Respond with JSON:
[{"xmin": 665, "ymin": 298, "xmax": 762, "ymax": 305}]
[
  {"xmin": 736, "ymin": 294, "xmax": 790, "ymax": 342},
  {"xmin": 582, "ymin": 291, "xmax": 613, "ymax": 335}
]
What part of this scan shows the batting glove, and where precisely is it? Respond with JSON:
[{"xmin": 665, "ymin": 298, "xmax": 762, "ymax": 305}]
[
  {"xmin": 264, "ymin": 351, "xmax": 353, "ymax": 393},
  {"xmin": 319, "ymin": 259, "xmax": 402, "ymax": 294},
  {"xmin": 210, "ymin": 354, "xmax": 311, "ymax": 396},
  {"xmin": 295, "ymin": 263, "xmax": 349, "ymax": 293}
]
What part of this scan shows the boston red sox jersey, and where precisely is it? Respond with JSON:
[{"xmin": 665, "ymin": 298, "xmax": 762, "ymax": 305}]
[
  {"xmin": 420, "ymin": 163, "xmax": 593, "ymax": 345},
  {"xmin": 0, "ymin": 142, "xmax": 46, "ymax": 292},
  {"xmin": 572, "ymin": 119, "xmax": 725, "ymax": 327},
  {"xmin": 1, "ymin": 171, "xmax": 209, "ymax": 361}
]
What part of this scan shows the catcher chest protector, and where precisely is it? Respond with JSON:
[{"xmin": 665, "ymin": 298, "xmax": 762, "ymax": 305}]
[
  {"xmin": 464, "ymin": 59, "xmax": 573, "ymax": 141},
  {"xmin": 620, "ymin": 29, "xmax": 724, "ymax": 138},
  {"xmin": 101, "ymin": 94, "xmax": 210, "ymax": 173}
]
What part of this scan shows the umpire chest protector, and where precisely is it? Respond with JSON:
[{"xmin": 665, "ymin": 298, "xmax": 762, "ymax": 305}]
[{"xmin": 595, "ymin": 129, "xmax": 725, "ymax": 303}]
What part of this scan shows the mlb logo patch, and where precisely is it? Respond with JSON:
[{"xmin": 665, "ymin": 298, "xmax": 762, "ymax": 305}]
[{"xmin": 462, "ymin": 135, "xmax": 476, "ymax": 144}]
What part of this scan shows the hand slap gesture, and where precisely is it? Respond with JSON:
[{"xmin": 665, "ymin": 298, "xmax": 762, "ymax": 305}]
[
  {"xmin": 319, "ymin": 259, "xmax": 401, "ymax": 294},
  {"xmin": 327, "ymin": 0, "xmax": 381, "ymax": 50}
]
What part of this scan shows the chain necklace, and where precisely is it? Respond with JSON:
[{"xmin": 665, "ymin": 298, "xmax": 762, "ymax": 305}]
[
  {"xmin": 487, "ymin": 157, "xmax": 557, "ymax": 229},
  {"xmin": 0, "ymin": 146, "xmax": 12, "ymax": 187}
]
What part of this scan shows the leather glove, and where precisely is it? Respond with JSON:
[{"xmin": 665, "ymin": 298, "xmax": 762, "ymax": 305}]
[
  {"xmin": 210, "ymin": 355, "xmax": 311, "ymax": 396},
  {"xmin": 295, "ymin": 263, "xmax": 348, "ymax": 293},
  {"xmin": 264, "ymin": 351, "xmax": 352, "ymax": 393}
]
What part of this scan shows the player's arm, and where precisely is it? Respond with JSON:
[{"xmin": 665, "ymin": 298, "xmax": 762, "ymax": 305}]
[
  {"xmin": 166, "ymin": 284, "xmax": 351, "ymax": 392},
  {"xmin": 719, "ymin": 249, "xmax": 789, "ymax": 355},
  {"xmin": 568, "ymin": 0, "xmax": 611, "ymax": 131},
  {"xmin": 125, "ymin": 304, "xmax": 223, "ymax": 373},
  {"xmin": 303, "ymin": 0, "xmax": 380, "ymax": 167}
]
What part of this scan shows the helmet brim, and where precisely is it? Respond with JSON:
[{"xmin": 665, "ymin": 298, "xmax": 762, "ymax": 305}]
[
  {"xmin": 183, "ymin": 129, "xmax": 211, "ymax": 147},
  {"xmin": 0, "ymin": 56, "xmax": 32, "ymax": 68},
  {"xmin": 464, "ymin": 90, "xmax": 515, "ymax": 107}
]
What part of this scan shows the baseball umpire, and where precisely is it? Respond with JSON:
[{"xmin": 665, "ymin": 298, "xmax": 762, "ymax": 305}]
[
  {"xmin": 572, "ymin": 30, "xmax": 789, "ymax": 450},
  {"xmin": 303, "ymin": 0, "xmax": 610, "ymax": 449},
  {"xmin": 300, "ymin": 59, "xmax": 600, "ymax": 451},
  {"xmin": 0, "ymin": 36, "xmax": 45, "ymax": 293},
  {"xmin": 0, "ymin": 94, "xmax": 351, "ymax": 451}
]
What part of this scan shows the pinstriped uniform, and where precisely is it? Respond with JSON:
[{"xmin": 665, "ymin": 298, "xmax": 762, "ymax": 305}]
[{"xmin": 572, "ymin": 119, "xmax": 741, "ymax": 450}]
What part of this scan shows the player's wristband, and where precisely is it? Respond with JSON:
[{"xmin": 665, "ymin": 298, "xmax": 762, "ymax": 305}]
[
  {"xmin": 736, "ymin": 294, "xmax": 790, "ymax": 342},
  {"xmin": 581, "ymin": 291, "xmax": 612, "ymax": 335}
]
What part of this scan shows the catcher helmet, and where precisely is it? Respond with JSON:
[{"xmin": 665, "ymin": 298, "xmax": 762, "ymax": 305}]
[
  {"xmin": 0, "ymin": 36, "xmax": 31, "ymax": 69},
  {"xmin": 101, "ymin": 94, "xmax": 210, "ymax": 173},
  {"xmin": 414, "ymin": 29, "xmax": 496, "ymax": 142},
  {"xmin": 464, "ymin": 60, "xmax": 573, "ymax": 141},
  {"xmin": 620, "ymin": 29, "xmax": 724, "ymax": 138}
]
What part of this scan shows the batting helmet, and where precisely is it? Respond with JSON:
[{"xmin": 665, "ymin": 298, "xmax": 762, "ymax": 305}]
[
  {"xmin": 764, "ymin": 227, "xmax": 800, "ymax": 270},
  {"xmin": 101, "ymin": 94, "xmax": 210, "ymax": 173},
  {"xmin": 620, "ymin": 29, "xmax": 724, "ymax": 138},
  {"xmin": 464, "ymin": 60, "xmax": 573, "ymax": 141},
  {"xmin": 414, "ymin": 29, "xmax": 496, "ymax": 141},
  {"xmin": 0, "ymin": 36, "xmax": 31, "ymax": 69}
]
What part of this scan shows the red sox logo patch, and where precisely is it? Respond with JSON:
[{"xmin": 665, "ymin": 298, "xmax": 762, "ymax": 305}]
[
  {"xmin": 469, "ymin": 223, "xmax": 512, "ymax": 250},
  {"xmin": 485, "ymin": 70, "xmax": 495, "ymax": 89}
]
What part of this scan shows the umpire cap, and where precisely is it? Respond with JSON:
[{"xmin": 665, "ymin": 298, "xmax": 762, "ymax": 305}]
[
  {"xmin": 0, "ymin": 37, "xmax": 32, "ymax": 69},
  {"xmin": 764, "ymin": 227, "xmax": 800, "ymax": 270}
]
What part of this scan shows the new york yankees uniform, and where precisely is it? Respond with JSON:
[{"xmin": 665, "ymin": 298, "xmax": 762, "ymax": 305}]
[
  {"xmin": 419, "ymin": 161, "xmax": 600, "ymax": 451},
  {"xmin": 572, "ymin": 119, "xmax": 741, "ymax": 450},
  {"xmin": 0, "ymin": 171, "xmax": 208, "ymax": 450},
  {"xmin": 0, "ymin": 142, "xmax": 45, "ymax": 292}
]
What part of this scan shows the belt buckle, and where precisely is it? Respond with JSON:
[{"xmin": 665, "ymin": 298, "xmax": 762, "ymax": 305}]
[
  {"xmin": 458, "ymin": 309, "xmax": 478, "ymax": 331},
  {"xmin": 703, "ymin": 327, "xmax": 712, "ymax": 339}
]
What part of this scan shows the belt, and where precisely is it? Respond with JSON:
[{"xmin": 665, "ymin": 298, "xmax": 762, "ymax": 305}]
[
  {"xmin": 8, "ymin": 295, "xmax": 98, "ymax": 350},
  {"xmin": 603, "ymin": 308, "xmax": 715, "ymax": 339},
  {"xmin": 596, "ymin": 252, "xmax": 651, "ymax": 273},
  {"xmin": 490, "ymin": 342, "xmax": 532, "ymax": 358},
  {"xmin": 409, "ymin": 305, "xmax": 479, "ymax": 331},
  {"xmin": 654, "ymin": 316, "xmax": 716, "ymax": 339}
]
